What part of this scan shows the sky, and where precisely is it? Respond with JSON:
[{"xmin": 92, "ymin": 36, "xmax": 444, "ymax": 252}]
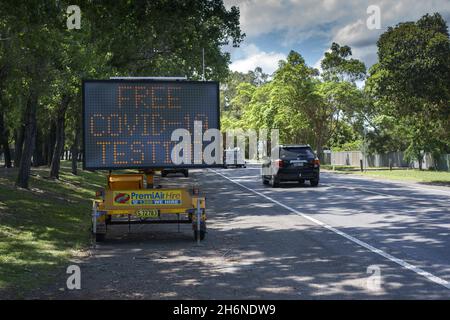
[{"xmin": 223, "ymin": 0, "xmax": 450, "ymax": 75}]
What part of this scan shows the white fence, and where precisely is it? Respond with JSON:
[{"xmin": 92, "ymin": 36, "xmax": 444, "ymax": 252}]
[{"xmin": 323, "ymin": 151, "xmax": 450, "ymax": 171}]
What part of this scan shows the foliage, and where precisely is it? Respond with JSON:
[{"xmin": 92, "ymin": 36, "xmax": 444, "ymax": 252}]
[
  {"xmin": 0, "ymin": 0, "xmax": 244, "ymax": 183},
  {"xmin": 366, "ymin": 13, "xmax": 450, "ymax": 167}
]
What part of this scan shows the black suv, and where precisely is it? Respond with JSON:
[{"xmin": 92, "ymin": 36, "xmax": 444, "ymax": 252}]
[{"xmin": 261, "ymin": 145, "xmax": 320, "ymax": 187}]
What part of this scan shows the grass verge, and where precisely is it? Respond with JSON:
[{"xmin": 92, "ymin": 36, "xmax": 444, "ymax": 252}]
[
  {"xmin": 321, "ymin": 165, "xmax": 450, "ymax": 186},
  {"xmin": 0, "ymin": 161, "xmax": 106, "ymax": 298}
]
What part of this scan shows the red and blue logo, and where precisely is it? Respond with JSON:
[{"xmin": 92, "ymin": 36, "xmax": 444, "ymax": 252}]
[{"xmin": 114, "ymin": 193, "xmax": 130, "ymax": 204}]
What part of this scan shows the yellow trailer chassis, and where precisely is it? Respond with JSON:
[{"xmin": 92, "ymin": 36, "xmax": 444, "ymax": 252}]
[{"xmin": 92, "ymin": 172, "xmax": 206, "ymax": 242}]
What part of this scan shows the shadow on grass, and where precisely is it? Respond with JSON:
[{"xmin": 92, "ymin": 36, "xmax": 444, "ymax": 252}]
[
  {"xmin": 0, "ymin": 161, "xmax": 104, "ymax": 298},
  {"xmin": 419, "ymin": 181, "xmax": 450, "ymax": 187}
]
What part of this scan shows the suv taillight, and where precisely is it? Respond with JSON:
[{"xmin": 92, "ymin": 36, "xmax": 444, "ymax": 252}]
[
  {"xmin": 274, "ymin": 159, "xmax": 284, "ymax": 168},
  {"xmin": 314, "ymin": 159, "xmax": 320, "ymax": 167}
]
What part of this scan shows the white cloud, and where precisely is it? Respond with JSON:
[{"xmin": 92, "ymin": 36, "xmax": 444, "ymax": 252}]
[
  {"xmin": 225, "ymin": 0, "xmax": 450, "ymax": 67},
  {"xmin": 312, "ymin": 49, "xmax": 331, "ymax": 73},
  {"xmin": 226, "ymin": 0, "xmax": 450, "ymax": 38},
  {"xmin": 225, "ymin": 0, "xmax": 348, "ymax": 38},
  {"xmin": 333, "ymin": 19, "xmax": 382, "ymax": 48},
  {"xmin": 229, "ymin": 44, "xmax": 286, "ymax": 74}
]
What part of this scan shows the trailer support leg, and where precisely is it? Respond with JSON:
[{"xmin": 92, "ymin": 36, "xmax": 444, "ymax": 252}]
[{"xmin": 196, "ymin": 198, "xmax": 201, "ymax": 244}]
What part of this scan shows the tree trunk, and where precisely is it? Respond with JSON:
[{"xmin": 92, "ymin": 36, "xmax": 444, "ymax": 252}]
[
  {"xmin": 50, "ymin": 96, "xmax": 70, "ymax": 179},
  {"xmin": 47, "ymin": 122, "xmax": 57, "ymax": 166},
  {"xmin": 71, "ymin": 124, "xmax": 80, "ymax": 175},
  {"xmin": 32, "ymin": 127, "xmax": 46, "ymax": 166},
  {"xmin": 0, "ymin": 109, "xmax": 12, "ymax": 168},
  {"xmin": 418, "ymin": 153, "xmax": 423, "ymax": 171},
  {"xmin": 16, "ymin": 93, "xmax": 38, "ymax": 188},
  {"xmin": 2, "ymin": 138, "xmax": 12, "ymax": 168},
  {"xmin": 0, "ymin": 67, "xmax": 12, "ymax": 168},
  {"xmin": 14, "ymin": 125, "xmax": 25, "ymax": 168},
  {"xmin": 315, "ymin": 132, "xmax": 324, "ymax": 162},
  {"xmin": 43, "ymin": 140, "xmax": 49, "ymax": 165}
]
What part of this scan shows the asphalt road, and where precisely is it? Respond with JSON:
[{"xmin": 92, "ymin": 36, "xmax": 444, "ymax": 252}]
[{"xmin": 37, "ymin": 165, "xmax": 450, "ymax": 299}]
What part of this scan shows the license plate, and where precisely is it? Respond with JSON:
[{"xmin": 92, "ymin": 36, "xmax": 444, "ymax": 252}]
[
  {"xmin": 293, "ymin": 162, "xmax": 304, "ymax": 167},
  {"xmin": 136, "ymin": 209, "xmax": 159, "ymax": 218}
]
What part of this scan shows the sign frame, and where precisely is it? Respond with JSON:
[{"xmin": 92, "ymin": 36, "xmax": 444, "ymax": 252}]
[{"xmin": 82, "ymin": 79, "xmax": 221, "ymax": 171}]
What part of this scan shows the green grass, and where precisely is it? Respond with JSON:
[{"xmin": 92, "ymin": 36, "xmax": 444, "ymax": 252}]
[
  {"xmin": 322, "ymin": 165, "xmax": 450, "ymax": 185},
  {"xmin": 0, "ymin": 162, "xmax": 107, "ymax": 298},
  {"xmin": 321, "ymin": 165, "xmax": 358, "ymax": 172}
]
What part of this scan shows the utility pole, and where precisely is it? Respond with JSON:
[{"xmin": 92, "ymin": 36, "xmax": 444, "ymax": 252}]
[{"xmin": 202, "ymin": 48, "xmax": 205, "ymax": 81}]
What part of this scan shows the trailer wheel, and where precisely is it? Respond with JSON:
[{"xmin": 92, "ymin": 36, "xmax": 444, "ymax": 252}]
[
  {"xmin": 95, "ymin": 233, "xmax": 106, "ymax": 242},
  {"xmin": 193, "ymin": 221, "xmax": 206, "ymax": 241},
  {"xmin": 194, "ymin": 230, "xmax": 206, "ymax": 241}
]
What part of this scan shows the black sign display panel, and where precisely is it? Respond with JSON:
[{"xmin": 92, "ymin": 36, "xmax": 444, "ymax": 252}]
[{"xmin": 82, "ymin": 80, "xmax": 220, "ymax": 170}]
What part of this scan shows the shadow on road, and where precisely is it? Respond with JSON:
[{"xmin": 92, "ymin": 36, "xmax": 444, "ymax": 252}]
[{"xmin": 33, "ymin": 169, "xmax": 450, "ymax": 300}]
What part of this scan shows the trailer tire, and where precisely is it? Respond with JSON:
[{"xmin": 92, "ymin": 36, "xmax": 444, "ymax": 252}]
[
  {"xmin": 193, "ymin": 221, "xmax": 207, "ymax": 241},
  {"xmin": 95, "ymin": 233, "xmax": 106, "ymax": 242},
  {"xmin": 194, "ymin": 230, "xmax": 206, "ymax": 241}
]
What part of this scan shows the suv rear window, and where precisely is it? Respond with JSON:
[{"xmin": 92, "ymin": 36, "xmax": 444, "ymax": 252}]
[{"xmin": 280, "ymin": 147, "xmax": 315, "ymax": 158}]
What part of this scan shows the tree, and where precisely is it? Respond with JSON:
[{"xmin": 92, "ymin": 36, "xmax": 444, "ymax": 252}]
[
  {"xmin": 225, "ymin": 48, "xmax": 367, "ymax": 157},
  {"xmin": 273, "ymin": 51, "xmax": 338, "ymax": 157},
  {"xmin": 1, "ymin": 0, "xmax": 244, "ymax": 186},
  {"xmin": 367, "ymin": 13, "xmax": 450, "ymax": 168},
  {"xmin": 220, "ymin": 67, "xmax": 269, "ymax": 130},
  {"xmin": 321, "ymin": 42, "xmax": 366, "ymax": 83},
  {"xmin": 83, "ymin": 0, "xmax": 244, "ymax": 80}
]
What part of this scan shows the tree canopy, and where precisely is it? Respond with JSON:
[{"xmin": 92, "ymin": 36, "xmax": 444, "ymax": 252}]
[{"xmin": 0, "ymin": 0, "xmax": 244, "ymax": 187}]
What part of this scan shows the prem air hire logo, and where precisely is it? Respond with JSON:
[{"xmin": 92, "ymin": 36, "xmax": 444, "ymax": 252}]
[
  {"xmin": 113, "ymin": 191, "xmax": 182, "ymax": 206},
  {"xmin": 114, "ymin": 193, "xmax": 131, "ymax": 204}
]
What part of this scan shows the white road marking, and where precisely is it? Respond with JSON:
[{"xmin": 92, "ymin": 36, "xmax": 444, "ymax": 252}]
[{"xmin": 211, "ymin": 169, "xmax": 450, "ymax": 291}]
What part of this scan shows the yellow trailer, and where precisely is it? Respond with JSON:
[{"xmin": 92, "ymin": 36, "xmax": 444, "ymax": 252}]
[
  {"xmin": 83, "ymin": 78, "xmax": 219, "ymax": 242},
  {"xmin": 92, "ymin": 172, "xmax": 206, "ymax": 242}
]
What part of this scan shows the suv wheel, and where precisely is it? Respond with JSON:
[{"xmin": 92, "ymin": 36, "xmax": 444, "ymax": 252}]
[
  {"xmin": 310, "ymin": 179, "xmax": 319, "ymax": 187},
  {"xmin": 262, "ymin": 176, "xmax": 269, "ymax": 185},
  {"xmin": 270, "ymin": 176, "xmax": 280, "ymax": 188}
]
